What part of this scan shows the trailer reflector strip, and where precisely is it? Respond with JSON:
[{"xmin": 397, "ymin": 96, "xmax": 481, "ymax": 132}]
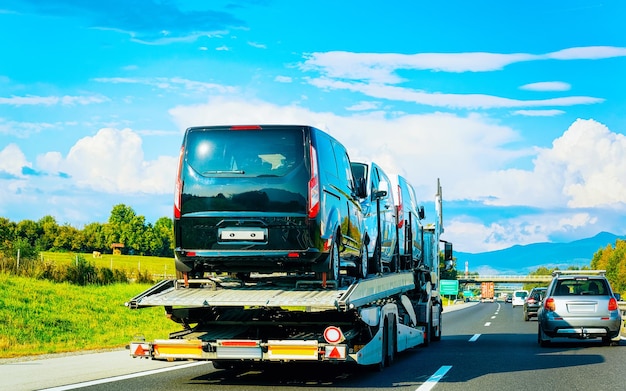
[
  {"xmin": 153, "ymin": 339, "xmax": 203, "ymax": 358},
  {"xmin": 218, "ymin": 340, "xmax": 259, "ymax": 347},
  {"xmin": 267, "ymin": 340, "xmax": 318, "ymax": 360},
  {"xmin": 216, "ymin": 340, "xmax": 263, "ymax": 359}
]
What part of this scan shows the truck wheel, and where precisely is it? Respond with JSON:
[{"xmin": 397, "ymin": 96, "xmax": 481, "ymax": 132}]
[
  {"xmin": 431, "ymin": 307, "xmax": 442, "ymax": 342},
  {"xmin": 377, "ymin": 321, "xmax": 387, "ymax": 372},
  {"xmin": 384, "ymin": 315, "xmax": 396, "ymax": 367}
]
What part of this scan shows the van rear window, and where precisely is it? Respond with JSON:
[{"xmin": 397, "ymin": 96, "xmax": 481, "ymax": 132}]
[{"xmin": 185, "ymin": 129, "xmax": 304, "ymax": 177}]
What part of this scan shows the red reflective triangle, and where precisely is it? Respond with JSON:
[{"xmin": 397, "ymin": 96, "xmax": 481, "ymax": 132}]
[
  {"xmin": 329, "ymin": 347, "xmax": 341, "ymax": 358},
  {"xmin": 134, "ymin": 344, "xmax": 146, "ymax": 356}
]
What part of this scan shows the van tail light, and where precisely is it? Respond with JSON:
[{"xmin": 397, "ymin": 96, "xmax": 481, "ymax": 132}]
[
  {"xmin": 174, "ymin": 146, "xmax": 184, "ymax": 219},
  {"xmin": 608, "ymin": 297, "xmax": 618, "ymax": 311},
  {"xmin": 308, "ymin": 144, "xmax": 320, "ymax": 218},
  {"xmin": 396, "ymin": 184, "xmax": 404, "ymax": 229},
  {"xmin": 544, "ymin": 297, "xmax": 555, "ymax": 312}
]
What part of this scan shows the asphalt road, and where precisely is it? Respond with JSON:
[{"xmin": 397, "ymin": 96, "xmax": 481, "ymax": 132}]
[{"xmin": 2, "ymin": 301, "xmax": 625, "ymax": 390}]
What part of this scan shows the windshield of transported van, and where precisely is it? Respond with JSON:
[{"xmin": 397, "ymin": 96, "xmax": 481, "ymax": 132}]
[{"xmin": 185, "ymin": 129, "xmax": 304, "ymax": 177}]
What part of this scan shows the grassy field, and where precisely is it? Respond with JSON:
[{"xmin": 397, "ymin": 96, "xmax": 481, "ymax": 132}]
[
  {"xmin": 0, "ymin": 273, "xmax": 179, "ymax": 359},
  {"xmin": 40, "ymin": 251, "xmax": 177, "ymax": 279}
]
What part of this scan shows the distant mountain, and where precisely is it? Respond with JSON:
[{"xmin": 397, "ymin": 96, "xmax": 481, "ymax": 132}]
[{"xmin": 454, "ymin": 232, "xmax": 625, "ymax": 275}]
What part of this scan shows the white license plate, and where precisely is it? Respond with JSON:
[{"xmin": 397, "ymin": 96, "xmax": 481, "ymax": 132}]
[{"xmin": 219, "ymin": 227, "xmax": 267, "ymax": 241}]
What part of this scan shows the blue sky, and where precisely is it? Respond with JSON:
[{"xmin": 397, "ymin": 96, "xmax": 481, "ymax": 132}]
[{"xmin": 1, "ymin": 0, "xmax": 625, "ymax": 254}]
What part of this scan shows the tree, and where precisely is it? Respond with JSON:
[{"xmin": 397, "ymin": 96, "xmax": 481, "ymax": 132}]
[
  {"xmin": 37, "ymin": 215, "xmax": 59, "ymax": 251},
  {"xmin": 82, "ymin": 222, "xmax": 107, "ymax": 253}
]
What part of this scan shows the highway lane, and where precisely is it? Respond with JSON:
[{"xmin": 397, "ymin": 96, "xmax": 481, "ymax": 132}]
[{"xmin": 2, "ymin": 302, "xmax": 625, "ymax": 390}]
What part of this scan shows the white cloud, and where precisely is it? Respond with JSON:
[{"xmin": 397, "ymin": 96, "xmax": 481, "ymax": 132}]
[
  {"xmin": 38, "ymin": 128, "xmax": 177, "ymax": 194},
  {"xmin": 0, "ymin": 143, "xmax": 30, "ymax": 176},
  {"xmin": 0, "ymin": 95, "xmax": 108, "ymax": 106},
  {"xmin": 345, "ymin": 101, "xmax": 381, "ymax": 111},
  {"xmin": 301, "ymin": 46, "xmax": 626, "ymax": 81},
  {"xmin": 93, "ymin": 77, "xmax": 237, "ymax": 94},
  {"xmin": 543, "ymin": 119, "xmax": 626, "ymax": 207},
  {"xmin": 512, "ymin": 110, "xmax": 565, "ymax": 117},
  {"xmin": 274, "ymin": 75, "xmax": 292, "ymax": 83},
  {"xmin": 307, "ymin": 78, "xmax": 603, "ymax": 109},
  {"xmin": 520, "ymin": 82, "xmax": 571, "ymax": 91}
]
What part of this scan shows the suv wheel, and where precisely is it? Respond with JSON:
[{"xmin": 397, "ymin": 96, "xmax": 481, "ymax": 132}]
[{"xmin": 538, "ymin": 324, "xmax": 551, "ymax": 347}]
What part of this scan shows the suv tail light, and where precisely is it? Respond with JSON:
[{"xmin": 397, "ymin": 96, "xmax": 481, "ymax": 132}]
[
  {"xmin": 608, "ymin": 297, "xmax": 618, "ymax": 311},
  {"xmin": 544, "ymin": 297, "xmax": 555, "ymax": 312},
  {"xmin": 174, "ymin": 146, "xmax": 184, "ymax": 219},
  {"xmin": 308, "ymin": 144, "xmax": 320, "ymax": 218}
]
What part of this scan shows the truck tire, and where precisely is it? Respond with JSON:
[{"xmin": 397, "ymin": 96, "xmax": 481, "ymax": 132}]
[
  {"xmin": 384, "ymin": 314, "xmax": 396, "ymax": 367},
  {"xmin": 431, "ymin": 307, "xmax": 442, "ymax": 342}
]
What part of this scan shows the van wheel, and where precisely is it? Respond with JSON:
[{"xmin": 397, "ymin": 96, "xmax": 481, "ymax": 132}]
[
  {"xmin": 328, "ymin": 238, "xmax": 340, "ymax": 282},
  {"xmin": 358, "ymin": 244, "xmax": 368, "ymax": 278},
  {"xmin": 370, "ymin": 245, "xmax": 383, "ymax": 274}
]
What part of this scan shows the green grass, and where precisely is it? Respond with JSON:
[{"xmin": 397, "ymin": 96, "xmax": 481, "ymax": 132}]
[
  {"xmin": 40, "ymin": 251, "xmax": 177, "ymax": 279},
  {"xmin": 0, "ymin": 273, "xmax": 179, "ymax": 358}
]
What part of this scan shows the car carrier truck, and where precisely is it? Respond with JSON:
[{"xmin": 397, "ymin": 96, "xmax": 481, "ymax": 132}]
[{"xmin": 127, "ymin": 179, "xmax": 452, "ymax": 369}]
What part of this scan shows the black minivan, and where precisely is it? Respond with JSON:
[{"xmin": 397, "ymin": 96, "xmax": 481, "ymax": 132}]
[{"xmin": 173, "ymin": 124, "xmax": 366, "ymax": 281}]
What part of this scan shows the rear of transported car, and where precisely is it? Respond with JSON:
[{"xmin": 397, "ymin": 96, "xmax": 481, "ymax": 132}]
[
  {"xmin": 351, "ymin": 161, "xmax": 397, "ymax": 273},
  {"xmin": 173, "ymin": 125, "xmax": 322, "ymax": 276},
  {"xmin": 395, "ymin": 175, "xmax": 424, "ymax": 270},
  {"xmin": 538, "ymin": 272, "xmax": 622, "ymax": 346}
]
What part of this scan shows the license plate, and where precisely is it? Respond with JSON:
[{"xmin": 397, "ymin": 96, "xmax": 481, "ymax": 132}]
[{"xmin": 219, "ymin": 227, "xmax": 267, "ymax": 241}]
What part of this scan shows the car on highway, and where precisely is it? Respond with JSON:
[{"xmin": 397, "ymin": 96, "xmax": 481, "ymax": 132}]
[
  {"xmin": 505, "ymin": 295, "xmax": 512, "ymax": 304},
  {"xmin": 511, "ymin": 289, "xmax": 528, "ymax": 307},
  {"xmin": 523, "ymin": 287, "xmax": 547, "ymax": 321},
  {"xmin": 537, "ymin": 270, "xmax": 622, "ymax": 346}
]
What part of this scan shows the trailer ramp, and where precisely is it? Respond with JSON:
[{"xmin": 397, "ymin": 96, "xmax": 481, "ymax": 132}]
[{"xmin": 127, "ymin": 272, "xmax": 416, "ymax": 312}]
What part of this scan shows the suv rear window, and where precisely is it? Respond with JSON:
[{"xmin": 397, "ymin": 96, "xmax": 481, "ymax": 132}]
[
  {"xmin": 554, "ymin": 278, "xmax": 609, "ymax": 296},
  {"xmin": 186, "ymin": 129, "xmax": 304, "ymax": 177}
]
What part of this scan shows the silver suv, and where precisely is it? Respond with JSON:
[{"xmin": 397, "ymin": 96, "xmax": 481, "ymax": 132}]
[{"xmin": 537, "ymin": 270, "xmax": 622, "ymax": 346}]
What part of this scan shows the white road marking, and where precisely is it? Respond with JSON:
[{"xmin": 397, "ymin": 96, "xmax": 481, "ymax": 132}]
[
  {"xmin": 416, "ymin": 365, "xmax": 452, "ymax": 391},
  {"xmin": 484, "ymin": 322, "xmax": 491, "ymax": 326},
  {"xmin": 469, "ymin": 334, "xmax": 481, "ymax": 342},
  {"xmin": 40, "ymin": 361, "xmax": 208, "ymax": 391}
]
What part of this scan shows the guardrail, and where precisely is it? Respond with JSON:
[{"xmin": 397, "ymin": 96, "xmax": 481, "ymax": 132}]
[{"xmin": 618, "ymin": 301, "xmax": 626, "ymax": 339}]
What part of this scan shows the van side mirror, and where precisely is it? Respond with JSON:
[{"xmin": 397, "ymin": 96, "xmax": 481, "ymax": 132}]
[
  {"xmin": 443, "ymin": 241, "xmax": 453, "ymax": 261},
  {"xmin": 374, "ymin": 180, "xmax": 388, "ymax": 199},
  {"xmin": 418, "ymin": 206, "xmax": 425, "ymax": 220}
]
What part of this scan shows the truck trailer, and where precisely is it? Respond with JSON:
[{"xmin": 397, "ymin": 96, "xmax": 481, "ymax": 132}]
[
  {"xmin": 126, "ymin": 179, "xmax": 452, "ymax": 369},
  {"xmin": 126, "ymin": 126, "xmax": 451, "ymax": 368}
]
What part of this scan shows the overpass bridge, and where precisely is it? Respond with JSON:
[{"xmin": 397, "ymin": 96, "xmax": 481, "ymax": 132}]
[{"xmin": 457, "ymin": 275, "xmax": 553, "ymax": 284}]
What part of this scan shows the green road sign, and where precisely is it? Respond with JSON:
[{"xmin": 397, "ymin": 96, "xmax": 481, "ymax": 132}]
[{"xmin": 440, "ymin": 279, "xmax": 459, "ymax": 295}]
